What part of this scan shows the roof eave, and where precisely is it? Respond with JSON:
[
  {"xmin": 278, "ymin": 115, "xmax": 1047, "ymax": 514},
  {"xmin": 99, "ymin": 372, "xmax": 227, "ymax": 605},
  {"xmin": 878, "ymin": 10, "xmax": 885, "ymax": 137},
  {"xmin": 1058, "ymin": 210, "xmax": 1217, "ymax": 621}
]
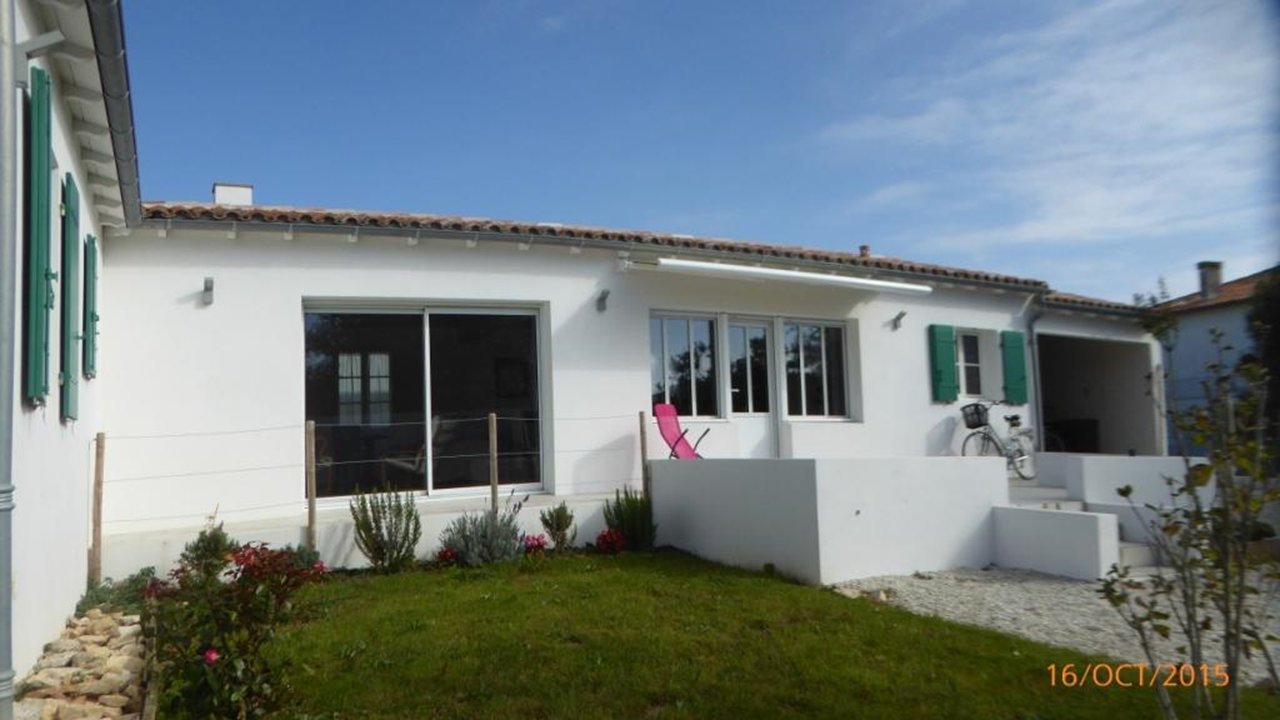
[{"xmin": 86, "ymin": 0, "xmax": 141, "ymax": 226}]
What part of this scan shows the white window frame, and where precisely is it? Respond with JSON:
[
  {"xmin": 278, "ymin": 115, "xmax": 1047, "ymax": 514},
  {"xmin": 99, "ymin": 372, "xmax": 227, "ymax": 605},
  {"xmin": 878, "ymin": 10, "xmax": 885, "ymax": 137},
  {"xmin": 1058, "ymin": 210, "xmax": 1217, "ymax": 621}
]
[
  {"xmin": 650, "ymin": 312, "xmax": 721, "ymax": 418},
  {"xmin": 727, "ymin": 320, "xmax": 771, "ymax": 416},
  {"xmin": 957, "ymin": 330, "xmax": 983, "ymax": 397},
  {"xmin": 781, "ymin": 320, "xmax": 850, "ymax": 419}
]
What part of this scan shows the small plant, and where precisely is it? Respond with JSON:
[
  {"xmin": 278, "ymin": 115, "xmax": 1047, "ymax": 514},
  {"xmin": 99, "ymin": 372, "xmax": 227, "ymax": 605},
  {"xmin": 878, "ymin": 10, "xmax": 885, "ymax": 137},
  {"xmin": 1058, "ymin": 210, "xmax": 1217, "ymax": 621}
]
[
  {"xmin": 349, "ymin": 485, "xmax": 422, "ymax": 573},
  {"xmin": 539, "ymin": 501, "xmax": 577, "ymax": 551},
  {"xmin": 77, "ymin": 566, "xmax": 157, "ymax": 615},
  {"xmin": 280, "ymin": 543, "xmax": 324, "ymax": 572},
  {"xmin": 602, "ymin": 487, "xmax": 655, "ymax": 551},
  {"xmin": 147, "ymin": 528, "xmax": 327, "ymax": 718},
  {"xmin": 524, "ymin": 533, "xmax": 548, "ymax": 556},
  {"xmin": 436, "ymin": 546, "xmax": 459, "ymax": 567},
  {"xmin": 594, "ymin": 528, "xmax": 626, "ymax": 555},
  {"xmin": 438, "ymin": 492, "xmax": 528, "ymax": 567}
]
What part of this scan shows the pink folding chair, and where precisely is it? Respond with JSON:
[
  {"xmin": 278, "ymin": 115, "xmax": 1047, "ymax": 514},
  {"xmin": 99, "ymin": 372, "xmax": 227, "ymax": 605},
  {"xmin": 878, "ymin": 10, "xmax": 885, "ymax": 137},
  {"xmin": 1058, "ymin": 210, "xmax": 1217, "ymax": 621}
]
[{"xmin": 653, "ymin": 403, "xmax": 708, "ymax": 459}]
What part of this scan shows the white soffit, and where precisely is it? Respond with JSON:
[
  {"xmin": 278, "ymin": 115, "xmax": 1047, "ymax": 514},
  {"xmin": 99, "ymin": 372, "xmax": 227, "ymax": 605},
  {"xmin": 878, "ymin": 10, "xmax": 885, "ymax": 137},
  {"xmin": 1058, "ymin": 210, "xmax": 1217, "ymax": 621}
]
[{"xmin": 644, "ymin": 257, "xmax": 934, "ymax": 296}]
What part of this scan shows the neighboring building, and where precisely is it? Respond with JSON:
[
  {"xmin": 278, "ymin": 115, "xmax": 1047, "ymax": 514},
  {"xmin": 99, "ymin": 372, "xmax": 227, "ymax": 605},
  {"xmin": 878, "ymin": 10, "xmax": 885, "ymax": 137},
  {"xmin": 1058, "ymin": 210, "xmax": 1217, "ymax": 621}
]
[
  {"xmin": 2, "ymin": 0, "xmax": 1167, "ymax": 692},
  {"xmin": 1159, "ymin": 261, "xmax": 1279, "ymax": 422}
]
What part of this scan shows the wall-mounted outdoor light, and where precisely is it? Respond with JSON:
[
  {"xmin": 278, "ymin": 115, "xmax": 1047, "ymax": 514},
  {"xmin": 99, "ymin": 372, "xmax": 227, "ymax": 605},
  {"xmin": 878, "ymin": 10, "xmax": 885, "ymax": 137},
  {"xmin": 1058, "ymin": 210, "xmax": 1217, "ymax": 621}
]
[
  {"xmin": 202, "ymin": 277, "xmax": 214, "ymax": 305},
  {"xmin": 891, "ymin": 310, "xmax": 907, "ymax": 330},
  {"xmin": 596, "ymin": 289, "xmax": 610, "ymax": 313}
]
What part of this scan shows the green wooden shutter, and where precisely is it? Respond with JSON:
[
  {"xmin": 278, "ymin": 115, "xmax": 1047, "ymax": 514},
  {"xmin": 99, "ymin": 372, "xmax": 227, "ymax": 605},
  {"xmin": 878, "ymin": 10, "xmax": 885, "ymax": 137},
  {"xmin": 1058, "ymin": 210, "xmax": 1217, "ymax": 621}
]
[
  {"xmin": 84, "ymin": 234, "xmax": 99, "ymax": 379},
  {"xmin": 1000, "ymin": 330, "xmax": 1028, "ymax": 406},
  {"xmin": 23, "ymin": 66, "xmax": 53, "ymax": 405},
  {"xmin": 60, "ymin": 174, "xmax": 81, "ymax": 421},
  {"xmin": 928, "ymin": 324, "xmax": 958, "ymax": 403}
]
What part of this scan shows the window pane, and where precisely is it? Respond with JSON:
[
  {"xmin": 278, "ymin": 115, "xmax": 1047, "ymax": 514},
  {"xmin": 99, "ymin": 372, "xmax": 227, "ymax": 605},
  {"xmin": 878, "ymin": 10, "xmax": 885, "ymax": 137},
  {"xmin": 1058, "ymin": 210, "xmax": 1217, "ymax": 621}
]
[
  {"xmin": 965, "ymin": 365, "xmax": 982, "ymax": 396},
  {"xmin": 962, "ymin": 334, "xmax": 980, "ymax": 363},
  {"xmin": 729, "ymin": 325, "xmax": 748, "ymax": 413},
  {"xmin": 665, "ymin": 318, "xmax": 692, "ymax": 416},
  {"xmin": 650, "ymin": 317, "xmax": 665, "ymax": 409},
  {"xmin": 305, "ymin": 314, "xmax": 425, "ymax": 497},
  {"xmin": 749, "ymin": 327, "xmax": 770, "ymax": 413},
  {"xmin": 693, "ymin": 319, "xmax": 718, "ymax": 416},
  {"xmin": 803, "ymin": 325, "xmax": 825, "ymax": 416},
  {"xmin": 785, "ymin": 324, "xmax": 802, "ymax": 415},
  {"xmin": 824, "ymin": 327, "xmax": 846, "ymax": 417}
]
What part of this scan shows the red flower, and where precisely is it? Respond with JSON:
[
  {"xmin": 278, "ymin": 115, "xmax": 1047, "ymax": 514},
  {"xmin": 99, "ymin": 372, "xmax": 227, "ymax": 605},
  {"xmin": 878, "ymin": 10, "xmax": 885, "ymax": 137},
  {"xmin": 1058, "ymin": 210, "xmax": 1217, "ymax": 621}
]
[
  {"xmin": 202, "ymin": 648, "xmax": 221, "ymax": 665},
  {"xmin": 313, "ymin": 561, "xmax": 329, "ymax": 573},
  {"xmin": 595, "ymin": 529, "xmax": 626, "ymax": 555},
  {"xmin": 436, "ymin": 547, "xmax": 459, "ymax": 566}
]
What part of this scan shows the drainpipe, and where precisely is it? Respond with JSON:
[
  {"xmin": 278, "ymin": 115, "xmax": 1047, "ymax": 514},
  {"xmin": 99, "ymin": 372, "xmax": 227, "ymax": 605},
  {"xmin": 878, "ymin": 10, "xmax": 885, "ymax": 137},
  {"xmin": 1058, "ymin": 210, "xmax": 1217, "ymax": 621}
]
[
  {"xmin": 1, "ymin": 0, "xmax": 19, "ymax": 716},
  {"xmin": 1026, "ymin": 300, "xmax": 1047, "ymax": 452}
]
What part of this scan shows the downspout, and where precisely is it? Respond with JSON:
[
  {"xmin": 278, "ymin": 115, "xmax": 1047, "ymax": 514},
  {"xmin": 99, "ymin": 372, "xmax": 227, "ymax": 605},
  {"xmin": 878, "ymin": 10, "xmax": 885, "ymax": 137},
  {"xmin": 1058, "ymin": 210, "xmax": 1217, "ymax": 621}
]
[
  {"xmin": 87, "ymin": 0, "xmax": 141, "ymax": 226},
  {"xmin": 1026, "ymin": 299, "xmax": 1047, "ymax": 452},
  {"xmin": 1, "ymin": 0, "xmax": 19, "ymax": 717}
]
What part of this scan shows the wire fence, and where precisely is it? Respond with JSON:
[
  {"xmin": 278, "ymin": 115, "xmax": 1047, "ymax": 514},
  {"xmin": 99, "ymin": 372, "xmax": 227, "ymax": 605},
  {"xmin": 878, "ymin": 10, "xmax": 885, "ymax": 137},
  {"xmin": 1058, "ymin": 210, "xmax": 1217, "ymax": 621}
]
[{"xmin": 99, "ymin": 411, "xmax": 651, "ymax": 524}]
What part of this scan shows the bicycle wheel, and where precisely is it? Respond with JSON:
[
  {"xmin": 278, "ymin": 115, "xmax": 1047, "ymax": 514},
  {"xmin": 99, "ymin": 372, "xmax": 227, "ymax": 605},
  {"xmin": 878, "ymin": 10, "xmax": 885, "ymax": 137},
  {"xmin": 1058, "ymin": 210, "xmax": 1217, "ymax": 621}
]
[
  {"xmin": 1010, "ymin": 433, "xmax": 1037, "ymax": 481},
  {"xmin": 962, "ymin": 431, "xmax": 999, "ymax": 457}
]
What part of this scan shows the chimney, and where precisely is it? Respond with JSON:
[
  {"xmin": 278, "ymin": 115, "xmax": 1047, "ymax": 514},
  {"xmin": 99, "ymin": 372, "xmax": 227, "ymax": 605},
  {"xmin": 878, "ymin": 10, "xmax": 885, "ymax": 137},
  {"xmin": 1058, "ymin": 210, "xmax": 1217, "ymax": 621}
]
[
  {"xmin": 859, "ymin": 244, "xmax": 871, "ymax": 258},
  {"xmin": 212, "ymin": 182, "xmax": 254, "ymax": 206},
  {"xmin": 1197, "ymin": 261, "xmax": 1223, "ymax": 299}
]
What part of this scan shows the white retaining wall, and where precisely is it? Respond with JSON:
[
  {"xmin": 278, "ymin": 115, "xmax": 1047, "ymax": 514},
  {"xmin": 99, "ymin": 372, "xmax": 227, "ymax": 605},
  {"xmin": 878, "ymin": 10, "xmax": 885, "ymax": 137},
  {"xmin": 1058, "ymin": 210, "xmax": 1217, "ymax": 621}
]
[
  {"xmin": 994, "ymin": 506, "xmax": 1120, "ymax": 580},
  {"xmin": 651, "ymin": 457, "xmax": 1007, "ymax": 585}
]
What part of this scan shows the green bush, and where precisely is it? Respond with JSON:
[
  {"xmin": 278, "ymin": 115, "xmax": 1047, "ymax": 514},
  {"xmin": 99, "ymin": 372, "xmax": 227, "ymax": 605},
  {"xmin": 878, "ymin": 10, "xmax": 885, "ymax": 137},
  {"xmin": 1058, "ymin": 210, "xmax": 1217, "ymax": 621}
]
[
  {"xmin": 148, "ymin": 528, "xmax": 326, "ymax": 718},
  {"xmin": 603, "ymin": 488, "xmax": 655, "ymax": 552},
  {"xmin": 539, "ymin": 501, "xmax": 577, "ymax": 551},
  {"xmin": 349, "ymin": 486, "xmax": 422, "ymax": 573},
  {"xmin": 77, "ymin": 566, "xmax": 157, "ymax": 615},
  {"xmin": 439, "ymin": 494, "xmax": 528, "ymax": 567}
]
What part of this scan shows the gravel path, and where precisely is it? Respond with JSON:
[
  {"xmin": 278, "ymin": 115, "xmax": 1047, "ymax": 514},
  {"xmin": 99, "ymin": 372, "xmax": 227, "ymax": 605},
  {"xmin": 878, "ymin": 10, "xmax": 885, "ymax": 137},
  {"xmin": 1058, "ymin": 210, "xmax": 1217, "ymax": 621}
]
[{"xmin": 835, "ymin": 567, "xmax": 1280, "ymax": 686}]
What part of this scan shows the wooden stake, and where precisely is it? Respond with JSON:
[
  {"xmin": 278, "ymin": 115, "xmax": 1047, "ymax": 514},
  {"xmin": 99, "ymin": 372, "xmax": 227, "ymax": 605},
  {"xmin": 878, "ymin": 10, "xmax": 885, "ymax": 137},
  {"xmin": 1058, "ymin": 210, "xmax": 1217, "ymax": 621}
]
[
  {"xmin": 305, "ymin": 420, "xmax": 317, "ymax": 552},
  {"xmin": 488, "ymin": 412, "xmax": 499, "ymax": 513},
  {"xmin": 638, "ymin": 411, "xmax": 651, "ymax": 498},
  {"xmin": 88, "ymin": 432, "xmax": 105, "ymax": 587}
]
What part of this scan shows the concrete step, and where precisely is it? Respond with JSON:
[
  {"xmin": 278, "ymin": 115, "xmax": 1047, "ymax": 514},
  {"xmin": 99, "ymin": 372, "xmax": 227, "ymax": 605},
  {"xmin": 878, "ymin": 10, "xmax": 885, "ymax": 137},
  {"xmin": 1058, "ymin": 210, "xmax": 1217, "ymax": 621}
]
[
  {"xmin": 1011, "ymin": 499, "xmax": 1086, "ymax": 511},
  {"xmin": 1120, "ymin": 541, "xmax": 1158, "ymax": 568}
]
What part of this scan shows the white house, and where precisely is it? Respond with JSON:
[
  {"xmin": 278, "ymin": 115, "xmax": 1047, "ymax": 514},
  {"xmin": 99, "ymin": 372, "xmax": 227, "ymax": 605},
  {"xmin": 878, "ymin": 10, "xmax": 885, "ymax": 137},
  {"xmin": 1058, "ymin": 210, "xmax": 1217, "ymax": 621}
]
[
  {"xmin": 1159, "ymin": 261, "xmax": 1277, "ymax": 414},
  {"xmin": 1, "ymin": 0, "xmax": 1171, "ymax": 699}
]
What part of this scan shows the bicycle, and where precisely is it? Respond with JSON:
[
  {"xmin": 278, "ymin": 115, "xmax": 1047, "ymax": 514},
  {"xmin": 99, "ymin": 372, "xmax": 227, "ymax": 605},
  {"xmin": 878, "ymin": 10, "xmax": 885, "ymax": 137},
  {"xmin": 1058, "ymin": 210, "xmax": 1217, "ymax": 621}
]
[{"xmin": 959, "ymin": 401, "xmax": 1037, "ymax": 481}]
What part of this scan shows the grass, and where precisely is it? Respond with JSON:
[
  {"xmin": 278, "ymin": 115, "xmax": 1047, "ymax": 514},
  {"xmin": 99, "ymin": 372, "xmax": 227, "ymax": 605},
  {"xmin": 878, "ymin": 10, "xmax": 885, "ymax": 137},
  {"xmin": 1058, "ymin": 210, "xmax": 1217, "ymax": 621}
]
[{"xmin": 268, "ymin": 552, "xmax": 1279, "ymax": 719}]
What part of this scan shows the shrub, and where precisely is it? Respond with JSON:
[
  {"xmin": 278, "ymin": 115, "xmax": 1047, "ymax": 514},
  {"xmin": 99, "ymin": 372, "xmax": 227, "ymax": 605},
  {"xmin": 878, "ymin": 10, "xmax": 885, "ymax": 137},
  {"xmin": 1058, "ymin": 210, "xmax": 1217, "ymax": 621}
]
[
  {"xmin": 148, "ymin": 529, "xmax": 326, "ymax": 719},
  {"xmin": 279, "ymin": 543, "xmax": 324, "ymax": 572},
  {"xmin": 77, "ymin": 566, "xmax": 157, "ymax": 615},
  {"xmin": 594, "ymin": 528, "xmax": 626, "ymax": 555},
  {"xmin": 438, "ymin": 493, "xmax": 528, "ymax": 567},
  {"xmin": 436, "ymin": 546, "xmax": 459, "ymax": 567},
  {"xmin": 439, "ymin": 511, "xmax": 524, "ymax": 567},
  {"xmin": 602, "ymin": 488, "xmax": 655, "ymax": 551},
  {"xmin": 523, "ymin": 533, "xmax": 548, "ymax": 555},
  {"xmin": 539, "ymin": 501, "xmax": 577, "ymax": 551},
  {"xmin": 349, "ymin": 485, "xmax": 422, "ymax": 573}
]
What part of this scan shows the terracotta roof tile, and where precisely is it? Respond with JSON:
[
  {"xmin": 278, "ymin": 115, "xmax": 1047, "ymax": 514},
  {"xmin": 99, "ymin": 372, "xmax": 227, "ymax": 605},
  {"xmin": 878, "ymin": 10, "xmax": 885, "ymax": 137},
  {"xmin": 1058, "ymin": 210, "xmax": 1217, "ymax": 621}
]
[
  {"xmin": 1157, "ymin": 266, "xmax": 1279, "ymax": 314},
  {"xmin": 1043, "ymin": 292, "xmax": 1139, "ymax": 315},
  {"xmin": 141, "ymin": 201, "xmax": 1051, "ymax": 291}
]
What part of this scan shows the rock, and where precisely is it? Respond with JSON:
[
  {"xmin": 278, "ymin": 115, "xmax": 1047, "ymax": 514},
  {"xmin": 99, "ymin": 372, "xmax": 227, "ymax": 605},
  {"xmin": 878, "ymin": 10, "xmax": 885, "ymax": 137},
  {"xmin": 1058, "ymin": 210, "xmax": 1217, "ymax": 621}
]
[
  {"xmin": 96, "ymin": 695, "xmax": 129, "ymax": 709},
  {"xmin": 39, "ymin": 699, "xmax": 61, "ymax": 720},
  {"xmin": 84, "ymin": 645, "xmax": 111, "ymax": 660},
  {"xmin": 57, "ymin": 701, "xmax": 117, "ymax": 719},
  {"xmin": 84, "ymin": 609, "xmax": 103, "ymax": 620},
  {"xmin": 103, "ymin": 656, "xmax": 143, "ymax": 675},
  {"xmin": 34, "ymin": 668, "xmax": 86, "ymax": 686},
  {"xmin": 35, "ymin": 653, "xmax": 75, "ymax": 670},
  {"xmin": 77, "ymin": 672, "xmax": 127, "ymax": 697},
  {"xmin": 77, "ymin": 635, "xmax": 109, "ymax": 646},
  {"xmin": 45, "ymin": 639, "xmax": 81, "ymax": 654},
  {"xmin": 114, "ymin": 625, "xmax": 141, "ymax": 641},
  {"xmin": 68, "ymin": 652, "xmax": 101, "ymax": 669},
  {"xmin": 13, "ymin": 698, "xmax": 44, "ymax": 720},
  {"xmin": 118, "ymin": 615, "xmax": 140, "ymax": 625},
  {"xmin": 87, "ymin": 619, "xmax": 117, "ymax": 637}
]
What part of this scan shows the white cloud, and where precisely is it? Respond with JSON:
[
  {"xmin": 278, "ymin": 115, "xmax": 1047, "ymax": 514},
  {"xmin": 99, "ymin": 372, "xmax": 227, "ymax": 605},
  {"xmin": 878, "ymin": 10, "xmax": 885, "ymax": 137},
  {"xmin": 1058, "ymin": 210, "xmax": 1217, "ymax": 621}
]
[
  {"xmin": 849, "ymin": 181, "xmax": 929, "ymax": 211},
  {"xmin": 823, "ymin": 0, "xmax": 1279, "ymax": 281}
]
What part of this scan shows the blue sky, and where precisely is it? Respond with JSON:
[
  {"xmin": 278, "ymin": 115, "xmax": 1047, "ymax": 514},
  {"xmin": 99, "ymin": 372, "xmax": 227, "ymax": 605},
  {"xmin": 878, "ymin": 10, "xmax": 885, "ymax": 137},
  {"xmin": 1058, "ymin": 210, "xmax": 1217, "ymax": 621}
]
[{"xmin": 123, "ymin": 0, "xmax": 1278, "ymax": 302}]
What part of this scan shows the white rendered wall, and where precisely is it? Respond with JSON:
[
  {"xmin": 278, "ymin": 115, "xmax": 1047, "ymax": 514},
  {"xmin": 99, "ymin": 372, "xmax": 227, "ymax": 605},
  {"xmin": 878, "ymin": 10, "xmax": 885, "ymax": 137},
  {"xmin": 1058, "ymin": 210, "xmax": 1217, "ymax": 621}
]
[
  {"xmin": 9, "ymin": 0, "xmax": 111, "ymax": 674},
  {"xmin": 1166, "ymin": 305, "xmax": 1253, "ymax": 407},
  {"xmin": 651, "ymin": 457, "xmax": 1007, "ymax": 585},
  {"xmin": 994, "ymin": 506, "xmax": 1119, "ymax": 580},
  {"xmin": 811, "ymin": 457, "xmax": 1007, "ymax": 582},
  {"xmin": 650, "ymin": 459, "xmax": 823, "ymax": 583}
]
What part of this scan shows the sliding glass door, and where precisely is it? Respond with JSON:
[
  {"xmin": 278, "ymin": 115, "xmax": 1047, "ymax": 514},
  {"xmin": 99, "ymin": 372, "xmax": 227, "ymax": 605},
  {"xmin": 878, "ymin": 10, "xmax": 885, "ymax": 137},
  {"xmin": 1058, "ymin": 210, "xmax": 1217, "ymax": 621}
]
[{"xmin": 304, "ymin": 309, "xmax": 542, "ymax": 498}]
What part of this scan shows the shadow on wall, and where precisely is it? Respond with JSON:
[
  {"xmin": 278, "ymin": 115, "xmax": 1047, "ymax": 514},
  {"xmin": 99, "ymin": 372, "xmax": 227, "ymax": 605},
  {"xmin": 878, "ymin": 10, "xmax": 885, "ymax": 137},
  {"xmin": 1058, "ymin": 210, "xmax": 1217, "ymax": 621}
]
[{"xmin": 926, "ymin": 415, "xmax": 960, "ymax": 456}]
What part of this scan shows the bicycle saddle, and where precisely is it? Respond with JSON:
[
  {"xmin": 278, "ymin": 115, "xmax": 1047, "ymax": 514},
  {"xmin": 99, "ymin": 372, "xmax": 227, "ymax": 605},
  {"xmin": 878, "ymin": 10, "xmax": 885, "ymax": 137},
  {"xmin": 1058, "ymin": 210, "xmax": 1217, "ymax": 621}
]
[{"xmin": 1003, "ymin": 414, "xmax": 1021, "ymax": 427}]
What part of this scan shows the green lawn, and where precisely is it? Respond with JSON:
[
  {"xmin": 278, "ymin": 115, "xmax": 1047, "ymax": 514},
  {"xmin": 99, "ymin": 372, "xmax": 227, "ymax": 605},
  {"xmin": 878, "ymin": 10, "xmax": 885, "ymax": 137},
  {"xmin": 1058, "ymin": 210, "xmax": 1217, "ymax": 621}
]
[{"xmin": 267, "ymin": 552, "xmax": 1279, "ymax": 719}]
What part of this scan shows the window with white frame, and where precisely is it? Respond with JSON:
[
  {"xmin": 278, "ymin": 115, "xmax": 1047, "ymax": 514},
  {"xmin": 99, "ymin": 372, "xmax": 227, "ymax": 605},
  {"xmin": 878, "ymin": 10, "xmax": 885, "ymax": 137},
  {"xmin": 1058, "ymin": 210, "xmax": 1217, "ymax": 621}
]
[
  {"xmin": 784, "ymin": 322, "xmax": 846, "ymax": 417},
  {"xmin": 957, "ymin": 331, "xmax": 982, "ymax": 396},
  {"xmin": 650, "ymin": 314, "xmax": 719, "ymax": 417}
]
